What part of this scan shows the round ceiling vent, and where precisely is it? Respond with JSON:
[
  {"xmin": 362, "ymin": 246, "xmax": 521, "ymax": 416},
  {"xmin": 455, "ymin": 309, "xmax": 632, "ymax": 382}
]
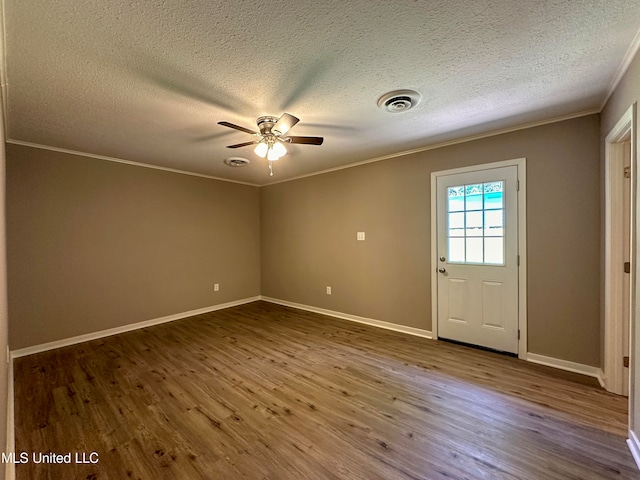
[
  {"xmin": 377, "ymin": 89, "xmax": 421, "ymax": 113},
  {"xmin": 224, "ymin": 157, "xmax": 250, "ymax": 167}
]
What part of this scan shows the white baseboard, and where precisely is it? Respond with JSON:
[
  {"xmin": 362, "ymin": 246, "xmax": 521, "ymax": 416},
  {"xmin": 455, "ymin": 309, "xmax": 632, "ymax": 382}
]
[
  {"xmin": 260, "ymin": 296, "xmax": 432, "ymax": 339},
  {"xmin": 526, "ymin": 352, "xmax": 602, "ymax": 381},
  {"xmin": 627, "ymin": 430, "xmax": 640, "ymax": 471},
  {"xmin": 11, "ymin": 296, "xmax": 261, "ymax": 358},
  {"xmin": 259, "ymin": 299, "xmax": 604, "ymax": 383},
  {"xmin": 5, "ymin": 353, "xmax": 14, "ymax": 480},
  {"xmin": 596, "ymin": 369, "xmax": 606, "ymax": 389}
]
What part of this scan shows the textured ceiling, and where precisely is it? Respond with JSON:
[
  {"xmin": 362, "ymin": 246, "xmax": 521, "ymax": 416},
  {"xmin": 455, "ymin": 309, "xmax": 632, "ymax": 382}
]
[{"xmin": 4, "ymin": 0, "xmax": 640, "ymax": 185}]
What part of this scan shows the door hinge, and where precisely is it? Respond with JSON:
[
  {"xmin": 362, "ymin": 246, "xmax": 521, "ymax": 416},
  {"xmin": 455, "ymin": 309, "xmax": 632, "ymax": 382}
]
[
  {"xmin": 516, "ymin": 180, "xmax": 520, "ymax": 191},
  {"xmin": 624, "ymin": 356, "xmax": 630, "ymax": 368},
  {"xmin": 518, "ymin": 329, "xmax": 521, "ymax": 340},
  {"xmin": 624, "ymin": 261, "xmax": 631, "ymax": 274},
  {"xmin": 624, "ymin": 166, "xmax": 631, "ymax": 179},
  {"xmin": 517, "ymin": 255, "xmax": 520, "ymax": 266}
]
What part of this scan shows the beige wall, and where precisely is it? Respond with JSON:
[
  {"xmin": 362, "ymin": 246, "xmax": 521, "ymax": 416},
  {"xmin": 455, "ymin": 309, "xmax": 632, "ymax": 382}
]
[
  {"xmin": 8, "ymin": 115, "xmax": 601, "ymax": 365},
  {"xmin": 601, "ymin": 49, "xmax": 640, "ymax": 442},
  {"xmin": 6, "ymin": 144, "xmax": 261, "ymax": 349},
  {"xmin": 262, "ymin": 114, "xmax": 601, "ymax": 366}
]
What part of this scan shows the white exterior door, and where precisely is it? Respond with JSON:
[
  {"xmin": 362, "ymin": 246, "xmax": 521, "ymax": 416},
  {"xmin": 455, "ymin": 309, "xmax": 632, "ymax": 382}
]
[{"xmin": 436, "ymin": 165, "xmax": 519, "ymax": 354}]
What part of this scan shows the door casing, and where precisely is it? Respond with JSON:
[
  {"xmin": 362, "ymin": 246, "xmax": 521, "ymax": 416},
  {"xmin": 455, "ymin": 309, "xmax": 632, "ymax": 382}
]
[
  {"xmin": 604, "ymin": 105, "xmax": 636, "ymax": 396},
  {"xmin": 430, "ymin": 158, "xmax": 528, "ymax": 359}
]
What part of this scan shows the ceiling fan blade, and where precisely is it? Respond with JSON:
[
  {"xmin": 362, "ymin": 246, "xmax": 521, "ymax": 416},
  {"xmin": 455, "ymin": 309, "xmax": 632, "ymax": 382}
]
[
  {"xmin": 218, "ymin": 121, "xmax": 257, "ymax": 135},
  {"xmin": 226, "ymin": 141, "xmax": 259, "ymax": 148},
  {"xmin": 272, "ymin": 113, "xmax": 300, "ymax": 136},
  {"xmin": 286, "ymin": 136, "xmax": 324, "ymax": 145}
]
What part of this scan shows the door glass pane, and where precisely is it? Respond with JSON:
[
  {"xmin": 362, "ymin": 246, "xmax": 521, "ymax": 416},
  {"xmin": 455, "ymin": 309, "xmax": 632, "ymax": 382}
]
[
  {"xmin": 447, "ymin": 187, "xmax": 465, "ymax": 212},
  {"xmin": 484, "ymin": 191, "xmax": 503, "ymax": 209},
  {"xmin": 466, "ymin": 238, "xmax": 483, "ymax": 263},
  {"xmin": 449, "ymin": 238, "xmax": 465, "ymax": 262},
  {"xmin": 484, "ymin": 182, "xmax": 503, "ymax": 193},
  {"xmin": 465, "ymin": 211, "xmax": 483, "ymax": 236},
  {"xmin": 448, "ymin": 212, "xmax": 464, "ymax": 229},
  {"xmin": 449, "ymin": 211, "xmax": 465, "ymax": 237},
  {"xmin": 484, "ymin": 237, "xmax": 504, "ymax": 264},
  {"xmin": 465, "ymin": 194, "xmax": 483, "ymax": 211},
  {"xmin": 465, "ymin": 184, "xmax": 483, "ymax": 195},
  {"xmin": 484, "ymin": 209, "xmax": 504, "ymax": 236},
  {"xmin": 446, "ymin": 180, "xmax": 506, "ymax": 265},
  {"xmin": 484, "ymin": 182, "xmax": 503, "ymax": 209}
]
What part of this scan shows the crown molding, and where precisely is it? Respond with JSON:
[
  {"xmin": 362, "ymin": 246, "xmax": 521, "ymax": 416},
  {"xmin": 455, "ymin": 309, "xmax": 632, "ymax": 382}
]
[
  {"xmin": 601, "ymin": 25, "xmax": 640, "ymax": 110},
  {"xmin": 6, "ymin": 108, "xmax": 599, "ymax": 188},
  {"xmin": 6, "ymin": 140, "xmax": 260, "ymax": 187},
  {"xmin": 262, "ymin": 109, "xmax": 599, "ymax": 186}
]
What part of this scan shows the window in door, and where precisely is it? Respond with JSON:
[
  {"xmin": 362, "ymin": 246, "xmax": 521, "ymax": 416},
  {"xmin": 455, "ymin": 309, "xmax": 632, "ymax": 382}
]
[{"xmin": 447, "ymin": 181, "xmax": 504, "ymax": 265}]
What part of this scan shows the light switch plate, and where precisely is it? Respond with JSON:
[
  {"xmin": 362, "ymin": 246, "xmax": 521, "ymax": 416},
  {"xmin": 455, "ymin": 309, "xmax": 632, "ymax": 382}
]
[{"xmin": 357, "ymin": 232, "xmax": 365, "ymax": 241}]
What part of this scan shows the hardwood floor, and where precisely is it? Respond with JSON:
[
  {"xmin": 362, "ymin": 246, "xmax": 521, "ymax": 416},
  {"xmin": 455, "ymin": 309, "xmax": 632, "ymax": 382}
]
[{"xmin": 14, "ymin": 301, "xmax": 638, "ymax": 479}]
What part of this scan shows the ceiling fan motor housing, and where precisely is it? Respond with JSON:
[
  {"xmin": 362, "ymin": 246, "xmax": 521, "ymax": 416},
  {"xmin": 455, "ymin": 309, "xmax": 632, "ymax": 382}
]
[
  {"xmin": 257, "ymin": 116, "xmax": 279, "ymax": 135},
  {"xmin": 377, "ymin": 89, "xmax": 421, "ymax": 113}
]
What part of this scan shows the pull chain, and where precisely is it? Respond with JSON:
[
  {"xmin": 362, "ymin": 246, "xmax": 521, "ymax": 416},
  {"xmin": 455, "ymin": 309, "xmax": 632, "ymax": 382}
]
[{"xmin": 269, "ymin": 160, "xmax": 273, "ymax": 176}]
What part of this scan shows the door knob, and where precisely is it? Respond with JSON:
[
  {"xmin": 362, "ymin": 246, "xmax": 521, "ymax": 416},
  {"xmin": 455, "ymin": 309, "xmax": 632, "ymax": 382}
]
[{"xmin": 438, "ymin": 267, "xmax": 446, "ymax": 273}]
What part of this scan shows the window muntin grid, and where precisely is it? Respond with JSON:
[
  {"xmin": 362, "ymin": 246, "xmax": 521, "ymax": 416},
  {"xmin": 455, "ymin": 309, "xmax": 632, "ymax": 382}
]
[{"xmin": 447, "ymin": 181, "xmax": 504, "ymax": 265}]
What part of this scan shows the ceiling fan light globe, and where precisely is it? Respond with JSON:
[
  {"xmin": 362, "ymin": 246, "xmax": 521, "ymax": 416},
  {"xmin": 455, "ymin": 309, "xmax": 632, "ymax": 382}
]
[
  {"xmin": 267, "ymin": 148, "xmax": 281, "ymax": 161},
  {"xmin": 272, "ymin": 141, "xmax": 287, "ymax": 157},
  {"xmin": 254, "ymin": 142, "xmax": 268, "ymax": 158}
]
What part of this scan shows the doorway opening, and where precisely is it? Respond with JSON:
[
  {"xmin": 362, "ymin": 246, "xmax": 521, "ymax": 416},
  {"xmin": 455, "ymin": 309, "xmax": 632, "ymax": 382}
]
[{"xmin": 604, "ymin": 105, "xmax": 636, "ymax": 396}]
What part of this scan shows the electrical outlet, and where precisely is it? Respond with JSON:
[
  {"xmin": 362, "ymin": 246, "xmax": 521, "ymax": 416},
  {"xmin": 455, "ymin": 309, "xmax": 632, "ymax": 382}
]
[
  {"xmin": 214, "ymin": 283, "xmax": 220, "ymax": 292},
  {"xmin": 326, "ymin": 286, "xmax": 332, "ymax": 295}
]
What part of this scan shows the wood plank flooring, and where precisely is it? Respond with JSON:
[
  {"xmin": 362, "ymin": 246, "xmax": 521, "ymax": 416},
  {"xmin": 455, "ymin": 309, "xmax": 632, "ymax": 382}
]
[{"xmin": 13, "ymin": 301, "xmax": 639, "ymax": 479}]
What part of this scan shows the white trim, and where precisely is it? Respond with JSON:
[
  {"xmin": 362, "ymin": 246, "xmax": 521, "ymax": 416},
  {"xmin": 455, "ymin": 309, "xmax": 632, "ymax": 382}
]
[
  {"xmin": 260, "ymin": 296, "xmax": 433, "ymax": 339},
  {"xmin": 430, "ymin": 173, "xmax": 439, "ymax": 341},
  {"xmin": 260, "ymin": 296, "xmax": 606, "ymax": 384},
  {"xmin": 3, "ymin": 111, "xmax": 599, "ymax": 190},
  {"xmin": 517, "ymin": 161, "xmax": 528, "ymax": 358},
  {"xmin": 11, "ymin": 296, "xmax": 260, "ymax": 358},
  {"xmin": 633, "ymin": 101, "xmax": 640, "ymax": 457},
  {"xmin": 604, "ymin": 106, "xmax": 635, "ymax": 395},
  {"xmin": 628, "ymin": 430, "xmax": 640, "ymax": 471},
  {"xmin": 5, "ymin": 140, "xmax": 260, "ymax": 187},
  {"xmin": 430, "ymin": 158, "xmax": 528, "ymax": 359},
  {"xmin": 262, "ymin": 110, "xmax": 597, "ymax": 186},
  {"xmin": 5, "ymin": 352, "xmax": 13, "ymax": 480},
  {"xmin": 602, "ymin": 26, "xmax": 640, "ymax": 110},
  {"xmin": 526, "ymin": 353, "xmax": 602, "ymax": 380},
  {"xmin": 596, "ymin": 369, "xmax": 606, "ymax": 389}
]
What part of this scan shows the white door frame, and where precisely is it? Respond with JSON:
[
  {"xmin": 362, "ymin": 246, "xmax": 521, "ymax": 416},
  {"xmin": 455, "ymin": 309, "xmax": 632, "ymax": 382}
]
[
  {"xmin": 604, "ymin": 105, "xmax": 636, "ymax": 396},
  {"xmin": 430, "ymin": 158, "xmax": 527, "ymax": 359}
]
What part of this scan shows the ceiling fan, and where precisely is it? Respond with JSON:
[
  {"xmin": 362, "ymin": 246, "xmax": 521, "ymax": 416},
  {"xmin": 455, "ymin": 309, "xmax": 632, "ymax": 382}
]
[{"xmin": 218, "ymin": 113, "xmax": 323, "ymax": 175}]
